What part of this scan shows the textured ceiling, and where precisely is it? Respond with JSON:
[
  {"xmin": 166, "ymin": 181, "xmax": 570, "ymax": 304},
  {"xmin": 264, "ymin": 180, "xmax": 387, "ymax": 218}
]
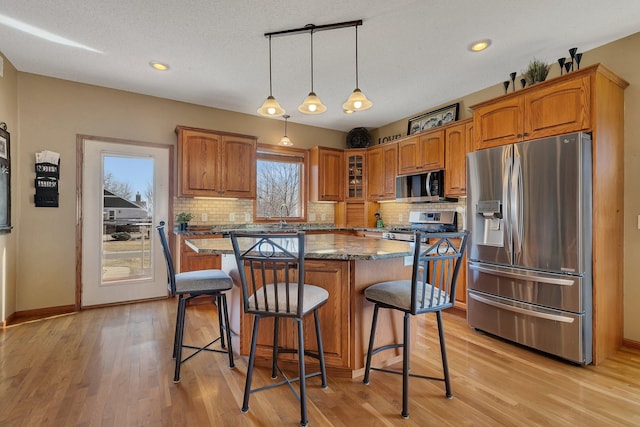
[{"xmin": 1, "ymin": 1, "xmax": 639, "ymax": 132}]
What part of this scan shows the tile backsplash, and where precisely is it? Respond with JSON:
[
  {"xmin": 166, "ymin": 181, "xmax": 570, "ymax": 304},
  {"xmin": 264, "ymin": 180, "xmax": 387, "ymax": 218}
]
[
  {"xmin": 173, "ymin": 197, "xmax": 466, "ymax": 229},
  {"xmin": 173, "ymin": 198, "xmax": 335, "ymax": 226}
]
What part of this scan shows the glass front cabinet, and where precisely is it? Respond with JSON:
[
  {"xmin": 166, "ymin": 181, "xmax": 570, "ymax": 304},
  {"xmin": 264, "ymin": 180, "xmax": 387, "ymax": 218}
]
[{"xmin": 346, "ymin": 149, "xmax": 365, "ymax": 200}]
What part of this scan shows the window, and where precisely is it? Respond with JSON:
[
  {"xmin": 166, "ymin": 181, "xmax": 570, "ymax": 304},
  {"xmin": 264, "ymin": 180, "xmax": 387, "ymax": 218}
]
[{"xmin": 255, "ymin": 144, "xmax": 307, "ymax": 222}]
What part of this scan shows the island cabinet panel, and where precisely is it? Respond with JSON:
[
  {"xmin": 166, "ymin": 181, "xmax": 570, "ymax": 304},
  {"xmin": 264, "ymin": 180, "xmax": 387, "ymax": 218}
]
[
  {"xmin": 473, "ymin": 72, "xmax": 590, "ymax": 150},
  {"xmin": 178, "ymin": 235, "xmax": 221, "ymax": 272},
  {"xmin": 397, "ymin": 131, "xmax": 445, "ymax": 175},
  {"xmin": 238, "ymin": 260, "xmax": 350, "ymax": 370},
  {"xmin": 444, "ymin": 120, "xmax": 473, "ymax": 197},
  {"xmin": 176, "ymin": 126, "xmax": 256, "ymax": 198},
  {"xmin": 367, "ymin": 142, "xmax": 397, "ymax": 201},
  {"xmin": 310, "ymin": 146, "xmax": 344, "ymax": 202}
]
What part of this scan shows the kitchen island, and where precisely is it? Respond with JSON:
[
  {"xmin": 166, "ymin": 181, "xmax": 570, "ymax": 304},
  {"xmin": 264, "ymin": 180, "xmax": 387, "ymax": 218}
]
[{"xmin": 186, "ymin": 234, "xmax": 415, "ymax": 378}]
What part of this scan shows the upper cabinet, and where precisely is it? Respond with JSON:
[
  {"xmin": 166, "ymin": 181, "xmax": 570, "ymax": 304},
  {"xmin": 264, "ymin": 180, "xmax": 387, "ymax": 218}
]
[
  {"xmin": 444, "ymin": 120, "xmax": 473, "ymax": 197},
  {"xmin": 473, "ymin": 72, "xmax": 591, "ymax": 150},
  {"xmin": 397, "ymin": 130, "xmax": 445, "ymax": 175},
  {"xmin": 176, "ymin": 126, "xmax": 257, "ymax": 198},
  {"xmin": 367, "ymin": 142, "xmax": 397, "ymax": 201},
  {"xmin": 310, "ymin": 146, "xmax": 344, "ymax": 202},
  {"xmin": 345, "ymin": 149, "xmax": 366, "ymax": 201}
]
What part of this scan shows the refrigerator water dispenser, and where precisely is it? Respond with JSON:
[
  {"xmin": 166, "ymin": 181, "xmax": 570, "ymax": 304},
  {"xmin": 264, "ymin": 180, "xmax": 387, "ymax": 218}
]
[{"xmin": 477, "ymin": 200, "xmax": 503, "ymax": 247}]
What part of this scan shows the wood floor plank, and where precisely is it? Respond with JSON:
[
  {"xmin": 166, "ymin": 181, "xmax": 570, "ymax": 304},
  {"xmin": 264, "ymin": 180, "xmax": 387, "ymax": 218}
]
[{"xmin": 1, "ymin": 299, "xmax": 640, "ymax": 426}]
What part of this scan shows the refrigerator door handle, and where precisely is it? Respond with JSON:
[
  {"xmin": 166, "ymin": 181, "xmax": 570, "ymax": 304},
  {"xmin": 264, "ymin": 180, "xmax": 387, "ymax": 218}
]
[
  {"xmin": 511, "ymin": 151, "xmax": 523, "ymax": 256},
  {"xmin": 502, "ymin": 148, "xmax": 512, "ymax": 259},
  {"xmin": 469, "ymin": 293, "xmax": 575, "ymax": 323},
  {"xmin": 468, "ymin": 263, "xmax": 576, "ymax": 286}
]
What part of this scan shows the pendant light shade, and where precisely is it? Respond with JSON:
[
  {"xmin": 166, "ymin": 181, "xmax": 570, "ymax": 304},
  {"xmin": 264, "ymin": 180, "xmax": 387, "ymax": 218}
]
[
  {"xmin": 342, "ymin": 25, "xmax": 372, "ymax": 112},
  {"xmin": 279, "ymin": 114, "xmax": 293, "ymax": 146},
  {"xmin": 298, "ymin": 30, "xmax": 326, "ymax": 114},
  {"xmin": 258, "ymin": 35, "xmax": 285, "ymax": 117}
]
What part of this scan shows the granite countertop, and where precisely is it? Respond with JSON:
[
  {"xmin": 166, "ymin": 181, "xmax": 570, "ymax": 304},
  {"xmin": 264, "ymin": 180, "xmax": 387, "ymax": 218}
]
[
  {"xmin": 185, "ymin": 233, "xmax": 413, "ymax": 261},
  {"xmin": 175, "ymin": 223, "xmax": 392, "ymax": 236}
]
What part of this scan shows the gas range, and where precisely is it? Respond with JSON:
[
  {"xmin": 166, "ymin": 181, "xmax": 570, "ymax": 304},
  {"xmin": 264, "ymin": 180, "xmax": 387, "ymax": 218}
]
[{"xmin": 382, "ymin": 211, "xmax": 458, "ymax": 242}]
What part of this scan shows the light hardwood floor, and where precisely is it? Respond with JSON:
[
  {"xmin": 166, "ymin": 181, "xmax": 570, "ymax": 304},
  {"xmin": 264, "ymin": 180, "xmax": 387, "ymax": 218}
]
[{"xmin": 1, "ymin": 298, "xmax": 639, "ymax": 426}]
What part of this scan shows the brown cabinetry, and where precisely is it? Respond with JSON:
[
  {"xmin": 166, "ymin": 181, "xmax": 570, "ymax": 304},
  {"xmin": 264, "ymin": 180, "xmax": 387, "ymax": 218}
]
[
  {"xmin": 175, "ymin": 126, "xmax": 257, "ymax": 198},
  {"xmin": 444, "ymin": 120, "xmax": 473, "ymax": 197},
  {"xmin": 178, "ymin": 234, "xmax": 222, "ymax": 272},
  {"xmin": 367, "ymin": 143, "xmax": 397, "ymax": 201},
  {"xmin": 239, "ymin": 259, "xmax": 350, "ymax": 369},
  {"xmin": 310, "ymin": 146, "xmax": 344, "ymax": 202},
  {"xmin": 334, "ymin": 201, "xmax": 379, "ymax": 228},
  {"xmin": 345, "ymin": 149, "xmax": 366, "ymax": 200},
  {"xmin": 397, "ymin": 130, "xmax": 445, "ymax": 175},
  {"xmin": 470, "ymin": 64, "xmax": 628, "ymax": 364},
  {"xmin": 473, "ymin": 74, "xmax": 590, "ymax": 150}
]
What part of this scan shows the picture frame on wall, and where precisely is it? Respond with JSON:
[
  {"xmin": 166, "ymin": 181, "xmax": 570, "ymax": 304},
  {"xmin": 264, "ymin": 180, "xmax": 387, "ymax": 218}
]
[
  {"xmin": 407, "ymin": 103, "xmax": 459, "ymax": 135},
  {"xmin": 0, "ymin": 125, "xmax": 11, "ymax": 232}
]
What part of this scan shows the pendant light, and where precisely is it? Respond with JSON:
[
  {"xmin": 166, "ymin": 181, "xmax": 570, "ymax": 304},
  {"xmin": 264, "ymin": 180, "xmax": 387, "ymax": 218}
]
[
  {"xmin": 343, "ymin": 25, "xmax": 372, "ymax": 113},
  {"xmin": 257, "ymin": 35, "xmax": 285, "ymax": 117},
  {"xmin": 279, "ymin": 115, "xmax": 293, "ymax": 146},
  {"xmin": 298, "ymin": 29, "xmax": 327, "ymax": 114}
]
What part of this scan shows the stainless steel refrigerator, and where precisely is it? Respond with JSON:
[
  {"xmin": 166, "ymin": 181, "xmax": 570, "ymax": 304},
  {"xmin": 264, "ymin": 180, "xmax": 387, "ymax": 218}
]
[{"xmin": 466, "ymin": 132, "xmax": 592, "ymax": 364}]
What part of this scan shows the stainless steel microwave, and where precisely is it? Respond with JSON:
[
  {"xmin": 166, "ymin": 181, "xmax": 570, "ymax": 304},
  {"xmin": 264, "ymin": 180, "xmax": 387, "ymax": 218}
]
[{"xmin": 396, "ymin": 170, "xmax": 451, "ymax": 203}]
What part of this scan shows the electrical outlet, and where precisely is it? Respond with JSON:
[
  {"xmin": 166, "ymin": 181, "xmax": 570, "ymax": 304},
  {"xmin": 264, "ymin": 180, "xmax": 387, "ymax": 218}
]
[
  {"xmin": 229, "ymin": 212, "xmax": 235, "ymax": 222},
  {"xmin": 244, "ymin": 213, "xmax": 251, "ymax": 222},
  {"xmin": 398, "ymin": 214, "xmax": 403, "ymax": 222},
  {"xmin": 201, "ymin": 213, "xmax": 208, "ymax": 222},
  {"xmin": 321, "ymin": 213, "xmax": 326, "ymax": 221},
  {"xmin": 309, "ymin": 213, "xmax": 316, "ymax": 221}
]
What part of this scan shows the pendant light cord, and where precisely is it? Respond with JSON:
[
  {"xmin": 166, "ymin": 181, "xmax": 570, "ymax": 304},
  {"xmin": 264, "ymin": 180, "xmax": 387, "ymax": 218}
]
[
  {"xmin": 268, "ymin": 35, "xmax": 273, "ymax": 96},
  {"xmin": 355, "ymin": 26, "xmax": 359, "ymax": 88},
  {"xmin": 310, "ymin": 30, "xmax": 315, "ymax": 92}
]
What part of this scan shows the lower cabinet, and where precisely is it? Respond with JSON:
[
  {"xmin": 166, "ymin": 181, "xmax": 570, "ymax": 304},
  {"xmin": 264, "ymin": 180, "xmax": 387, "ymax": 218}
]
[
  {"xmin": 178, "ymin": 235, "xmax": 222, "ymax": 272},
  {"xmin": 238, "ymin": 259, "xmax": 350, "ymax": 369}
]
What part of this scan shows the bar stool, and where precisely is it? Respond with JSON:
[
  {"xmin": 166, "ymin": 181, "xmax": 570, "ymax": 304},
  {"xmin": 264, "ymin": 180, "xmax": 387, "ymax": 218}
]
[
  {"xmin": 230, "ymin": 231, "xmax": 328, "ymax": 427},
  {"xmin": 363, "ymin": 231, "xmax": 468, "ymax": 418},
  {"xmin": 157, "ymin": 221, "xmax": 234, "ymax": 382}
]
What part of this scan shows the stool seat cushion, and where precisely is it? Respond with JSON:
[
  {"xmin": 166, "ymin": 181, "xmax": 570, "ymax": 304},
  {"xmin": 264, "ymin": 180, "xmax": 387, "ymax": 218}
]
[
  {"xmin": 248, "ymin": 283, "xmax": 329, "ymax": 315},
  {"xmin": 175, "ymin": 269, "xmax": 233, "ymax": 294},
  {"xmin": 364, "ymin": 280, "xmax": 448, "ymax": 311}
]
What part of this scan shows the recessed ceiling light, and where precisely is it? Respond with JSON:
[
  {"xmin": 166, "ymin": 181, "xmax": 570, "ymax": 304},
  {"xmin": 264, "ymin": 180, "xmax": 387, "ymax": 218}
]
[
  {"xmin": 470, "ymin": 39, "xmax": 492, "ymax": 52},
  {"xmin": 150, "ymin": 61, "xmax": 170, "ymax": 71}
]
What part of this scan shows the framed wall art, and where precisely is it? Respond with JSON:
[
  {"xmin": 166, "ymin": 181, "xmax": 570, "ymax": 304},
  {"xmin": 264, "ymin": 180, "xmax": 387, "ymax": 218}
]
[
  {"xmin": 0, "ymin": 123, "xmax": 11, "ymax": 232},
  {"xmin": 407, "ymin": 103, "xmax": 459, "ymax": 135}
]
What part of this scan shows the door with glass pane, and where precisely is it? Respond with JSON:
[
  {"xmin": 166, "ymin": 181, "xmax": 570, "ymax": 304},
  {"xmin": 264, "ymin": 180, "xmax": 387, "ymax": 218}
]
[{"xmin": 81, "ymin": 138, "xmax": 170, "ymax": 306}]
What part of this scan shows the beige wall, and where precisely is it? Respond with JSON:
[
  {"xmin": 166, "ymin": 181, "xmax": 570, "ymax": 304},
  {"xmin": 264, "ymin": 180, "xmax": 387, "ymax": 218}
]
[
  {"xmin": 372, "ymin": 32, "xmax": 640, "ymax": 342},
  {"xmin": 3, "ymin": 32, "xmax": 640, "ymax": 342},
  {"xmin": 0, "ymin": 53, "xmax": 18, "ymax": 321},
  {"xmin": 13, "ymin": 73, "xmax": 346, "ymax": 312}
]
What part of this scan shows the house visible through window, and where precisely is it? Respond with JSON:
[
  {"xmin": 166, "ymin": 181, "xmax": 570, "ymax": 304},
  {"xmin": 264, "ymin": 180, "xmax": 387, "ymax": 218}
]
[{"xmin": 255, "ymin": 145, "xmax": 307, "ymax": 222}]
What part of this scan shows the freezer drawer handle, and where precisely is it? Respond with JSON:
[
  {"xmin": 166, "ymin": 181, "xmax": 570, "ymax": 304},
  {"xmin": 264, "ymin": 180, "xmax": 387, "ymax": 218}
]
[
  {"xmin": 469, "ymin": 293, "xmax": 575, "ymax": 323},
  {"xmin": 468, "ymin": 263, "xmax": 575, "ymax": 286}
]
